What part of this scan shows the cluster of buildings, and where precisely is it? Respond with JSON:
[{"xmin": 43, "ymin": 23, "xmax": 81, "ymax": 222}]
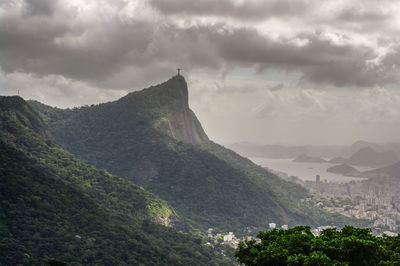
[
  {"xmin": 205, "ymin": 215, "xmax": 399, "ymax": 253},
  {"xmin": 302, "ymin": 174, "xmax": 400, "ymax": 234},
  {"xmin": 205, "ymin": 169, "xmax": 400, "ymax": 252},
  {"xmin": 268, "ymin": 223, "xmax": 289, "ymax": 230},
  {"xmin": 340, "ymin": 197, "xmax": 400, "ymax": 232},
  {"xmin": 206, "ymin": 223, "xmax": 292, "ymax": 249},
  {"xmin": 206, "ymin": 228, "xmax": 242, "ymax": 249},
  {"xmin": 265, "ymin": 163, "xmax": 400, "ymax": 236}
]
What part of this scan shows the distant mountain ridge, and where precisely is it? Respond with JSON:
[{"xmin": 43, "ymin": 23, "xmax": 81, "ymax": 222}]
[
  {"xmin": 362, "ymin": 162, "xmax": 400, "ymax": 179},
  {"xmin": 291, "ymin": 147, "xmax": 398, "ymax": 168},
  {"xmin": 331, "ymin": 161, "xmax": 400, "ymax": 179},
  {"xmin": 228, "ymin": 141, "xmax": 400, "ymax": 159},
  {"xmin": 349, "ymin": 140, "xmax": 400, "ymax": 157},
  {"xmin": 326, "ymin": 164, "xmax": 360, "ymax": 176},
  {"xmin": 29, "ymin": 75, "xmax": 357, "ymax": 234},
  {"xmin": 329, "ymin": 147, "xmax": 399, "ymax": 168}
]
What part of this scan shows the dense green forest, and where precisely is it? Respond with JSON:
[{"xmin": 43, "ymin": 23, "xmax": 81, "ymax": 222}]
[
  {"xmin": 235, "ymin": 226, "xmax": 400, "ymax": 265},
  {"xmin": 0, "ymin": 96, "xmax": 233, "ymax": 265},
  {"xmin": 29, "ymin": 75, "xmax": 363, "ymax": 235}
]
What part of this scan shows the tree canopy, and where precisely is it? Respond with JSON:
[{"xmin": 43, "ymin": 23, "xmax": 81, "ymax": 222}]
[{"xmin": 235, "ymin": 226, "xmax": 400, "ymax": 266}]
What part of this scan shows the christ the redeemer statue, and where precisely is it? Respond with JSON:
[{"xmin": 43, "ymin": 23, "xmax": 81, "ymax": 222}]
[{"xmin": 177, "ymin": 68, "xmax": 181, "ymax": 76}]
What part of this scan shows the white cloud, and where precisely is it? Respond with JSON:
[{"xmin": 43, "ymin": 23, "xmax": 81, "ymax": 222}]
[{"xmin": 0, "ymin": 70, "xmax": 126, "ymax": 108}]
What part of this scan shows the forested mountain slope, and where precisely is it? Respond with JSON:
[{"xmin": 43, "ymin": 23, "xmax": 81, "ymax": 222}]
[
  {"xmin": 0, "ymin": 96, "xmax": 231, "ymax": 265},
  {"xmin": 29, "ymin": 75, "xmax": 359, "ymax": 235}
]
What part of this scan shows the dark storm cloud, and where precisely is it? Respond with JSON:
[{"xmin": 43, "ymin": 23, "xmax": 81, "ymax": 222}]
[
  {"xmin": 1, "ymin": 0, "xmax": 399, "ymax": 89},
  {"xmin": 332, "ymin": 5, "xmax": 399, "ymax": 34},
  {"xmin": 149, "ymin": 0, "xmax": 397, "ymax": 31},
  {"xmin": 202, "ymin": 27, "xmax": 398, "ymax": 87},
  {"xmin": 149, "ymin": 0, "xmax": 308, "ymax": 21},
  {"xmin": 0, "ymin": 4, "xmax": 156, "ymax": 87},
  {"xmin": 0, "ymin": 2, "xmax": 225, "ymax": 88},
  {"xmin": 149, "ymin": 0, "xmax": 400, "ymax": 40},
  {"xmin": 24, "ymin": 0, "xmax": 59, "ymax": 17},
  {"xmin": 337, "ymin": 8, "xmax": 389, "ymax": 23}
]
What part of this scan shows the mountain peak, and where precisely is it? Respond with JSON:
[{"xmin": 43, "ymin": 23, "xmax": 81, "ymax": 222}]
[
  {"xmin": 0, "ymin": 96, "xmax": 49, "ymax": 137},
  {"xmin": 143, "ymin": 75, "xmax": 208, "ymax": 144},
  {"xmin": 355, "ymin": 146, "xmax": 375, "ymax": 154},
  {"xmin": 160, "ymin": 74, "xmax": 189, "ymax": 106},
  {"xmin": 351, "ymin": 140, "xmax": 375, "ymax": 147},
  {"xmin": 113, "ymin": 75, "xmax": 208, "ymax": 144},
  {"xmin": 123, "ymin": 75, "xmax": 189, "ymax": 109}
]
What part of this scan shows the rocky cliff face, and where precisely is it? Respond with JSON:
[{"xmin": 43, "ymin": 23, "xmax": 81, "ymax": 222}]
[{"xmin": 150, "ymin": 75, "xmax": 209, "ymax": 144}]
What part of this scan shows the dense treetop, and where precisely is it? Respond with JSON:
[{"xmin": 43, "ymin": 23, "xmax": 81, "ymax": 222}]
[{"xmin": 235, "ymin": 226, "xmax": 400, "ymax": 266}]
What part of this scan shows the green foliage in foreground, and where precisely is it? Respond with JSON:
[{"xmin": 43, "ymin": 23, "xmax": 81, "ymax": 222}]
[{"xmin": 235, "ymin": 226, "xmax": 400, "ymax": 266}]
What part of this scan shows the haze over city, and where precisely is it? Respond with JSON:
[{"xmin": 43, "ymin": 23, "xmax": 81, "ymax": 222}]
[{"xmin": 1, "ymin": 0, "xmax": 400, "ymax": 145}]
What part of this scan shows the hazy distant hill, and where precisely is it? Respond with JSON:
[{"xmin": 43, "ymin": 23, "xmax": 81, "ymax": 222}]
[
  {"xmin": 348, "ymin": 140, "xmax": 400, "ymax": 158},
  {"xmin": 362, "ymin": 162, "xmax": 400, "ymax": 178},
  {"xmin": 0, "ymin": 96, "xmax": 230, "ymax": 265},
  {"xmin": 293, "ymin": 154, "xmax": 327, "ymax": 163},
  {"xmin": 326, "ymin": 164, "xmax": 360, "ymax": 176},
  {"xmin": 228, "ymin": 140, "xmax": 400, "ymax": 159},
  {"xmin": 30, "ymin": 75, "xmax": 356, "ymax": 234},
  {"xmin": 329, "ymin": 147, "xmax": 399, "ymax": 168}
]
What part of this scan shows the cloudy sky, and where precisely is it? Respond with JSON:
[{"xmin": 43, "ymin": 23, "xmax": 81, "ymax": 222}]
[{"xmin": 1, "ymin": 0, "xmax": 400, "ymax": 145}]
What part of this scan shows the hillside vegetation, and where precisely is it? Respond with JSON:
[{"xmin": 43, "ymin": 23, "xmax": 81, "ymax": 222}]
[
  {"xmin": 0, "ymin": 96, "xmax": 231, "ymax": 265},
  {"xmin": 29, "ymin": 75, "xmax": 361, "ymax": 235}
]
